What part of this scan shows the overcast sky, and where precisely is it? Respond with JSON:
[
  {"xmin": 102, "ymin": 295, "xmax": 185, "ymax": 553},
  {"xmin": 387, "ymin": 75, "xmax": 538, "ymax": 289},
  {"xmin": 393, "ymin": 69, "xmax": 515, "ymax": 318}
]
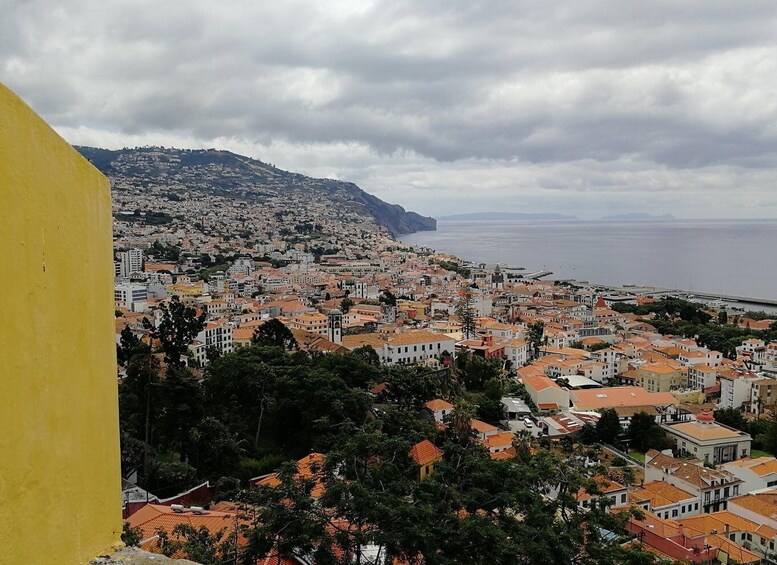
[{"xmin": 4, "ymin": 0, "xmax": 777, "ymax": 219}]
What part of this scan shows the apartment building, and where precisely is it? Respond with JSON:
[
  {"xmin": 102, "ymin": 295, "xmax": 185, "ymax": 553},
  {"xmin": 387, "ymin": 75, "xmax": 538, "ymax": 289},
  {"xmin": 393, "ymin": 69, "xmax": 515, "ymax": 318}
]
[{"xmin": 662, "ymin": 413, "xmax": 752, "ymax": 465}]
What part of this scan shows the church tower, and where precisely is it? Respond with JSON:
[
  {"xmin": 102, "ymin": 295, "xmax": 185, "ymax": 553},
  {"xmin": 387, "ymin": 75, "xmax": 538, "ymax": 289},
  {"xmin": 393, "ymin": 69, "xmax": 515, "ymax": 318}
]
[
  {"xmin": 328, "ymin": 308, "xmax": 343, "ymax": 344},
  {"xmin": 491, "ymin": 264, "xmax": 505, "ymax": 290}
]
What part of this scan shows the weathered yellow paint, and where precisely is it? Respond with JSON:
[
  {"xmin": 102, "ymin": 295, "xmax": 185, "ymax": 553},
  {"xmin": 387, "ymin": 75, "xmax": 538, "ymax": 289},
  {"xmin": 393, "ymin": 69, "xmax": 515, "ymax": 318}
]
[{"xmin": 0, "ymin": 84, "xmax": 122, "ymax": 564}]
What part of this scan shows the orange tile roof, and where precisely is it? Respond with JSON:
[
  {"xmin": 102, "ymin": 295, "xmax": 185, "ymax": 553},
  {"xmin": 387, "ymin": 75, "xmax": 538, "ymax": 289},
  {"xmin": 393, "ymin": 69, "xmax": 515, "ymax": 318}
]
[
  {"xmin": 255, "ymin": 453, "xmax": 327, "ymax": 498},
  {"xmin": 667, "ymin": 421, "xmax": 745, "ymax": 442},
  {"xmin": 470, "ymin": 419, "xmax": 498, "ymax": 434},
  {"xmin": 481, "ymin": 431, "xmax": 514, "ymax": 449},
  {"xmin": 630, "ymin": 481, "xmax": 696, "ymax": 508},
  {"xmin": 729, "ymin": 490, "xmax": 777, "ymax": 521},
  {"xmin": 571, "ymin": 387, "xmax": 677, "ymax": 410},
  {"xmin": 425, "ymin": 399, "xmax": 454, "ymax": 412},
  {"xmin": 409, "ymin": 439, "xmax": 443, "ymax": 466},
  {"xmin": 522, "ymin": 374, "xmax": 561, "ymax": 392},
  {"xmin": 576, "ymin": 475, "xmax": 626, "ymax": 502},
  {"xmin": 126, "ymin": 504, "xmax": 244, "ymax": 552},
  {"xmin": 232, "ymin": 327, "xmax": 254, "ymax": 341},
  {"xmin": 490, "ymin": 447, "xmax": 517, "ymax": 460},
  {"xmin": 388, "ymin": 330, "xmax": 453, "ymax": 346}
]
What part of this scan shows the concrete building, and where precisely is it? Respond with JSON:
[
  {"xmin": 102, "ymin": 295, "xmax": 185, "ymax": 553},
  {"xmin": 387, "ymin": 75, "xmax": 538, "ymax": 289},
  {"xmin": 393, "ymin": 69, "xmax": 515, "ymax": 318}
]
[
  {"xmin": 645, "ymin": 450, "xmax": 743, "ymax": 513},
  {"xmin": 521, "ymin": 374, "xmax": 570, "ymax": 411},
  {"xmin": 196, "ymin": 321, "xmax": 234, "ymax": 360},
  {"xmin": 749, "ymin": 378, "xmax": 777, "ymax": 415},
  {"xmin": 722, "ymin": 457, "xmax": 777, "ymax": 493},
  {"xmin": 662, "ymin": 413, "xmax": 752, "ymax": 465},
  {"xmin": 117, "ymin": 248, "xmax": 143, "ymax": 278},
  {"xmin": 719, "ymin": 371, "xmax": 760, "ymax": 410},
  {"xmin": 504, "ymin": 337, "xmax": 529, "ymax": 368},
  {"xmin": 382, "ymin": 330, "xmax": 456, "ymax": 365},
  {"xmin": 634, "ymin": 361, "xmax": 686, "ymax": 393},
  {"xmin": 631, "ymin": 481, "xmax": 700, "ymax": 520},
  {"xmin": 114, "ymin": 281, "xmax": 149, "ymax": 312}
]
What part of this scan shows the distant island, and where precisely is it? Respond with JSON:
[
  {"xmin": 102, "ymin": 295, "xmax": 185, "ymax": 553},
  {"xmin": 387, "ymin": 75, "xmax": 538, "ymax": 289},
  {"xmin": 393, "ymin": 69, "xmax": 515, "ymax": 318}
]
[
  {"xmin": 438, "ymin": 212, "xmax": 578, "ymax": 221},
  {"xmin": 601, "ymin": 213, "xmax": 675, "ymax": 221}
]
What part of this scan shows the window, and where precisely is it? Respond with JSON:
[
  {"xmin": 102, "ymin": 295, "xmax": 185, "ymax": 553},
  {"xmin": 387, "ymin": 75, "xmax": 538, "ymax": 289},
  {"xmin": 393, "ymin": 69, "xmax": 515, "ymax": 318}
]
[
  {"xmin": 672, "ymin": 510, "xmax": 678, "ymax": 517},
  {"xmin": 621, "ymin": 494, "xmax": 626, "ymax": 503}
]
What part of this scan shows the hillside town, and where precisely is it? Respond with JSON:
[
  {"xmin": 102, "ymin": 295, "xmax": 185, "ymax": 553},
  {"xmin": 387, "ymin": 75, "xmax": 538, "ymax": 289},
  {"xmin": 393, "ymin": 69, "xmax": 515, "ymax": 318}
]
[{"xmin": 110, "ymin": 170, "xmax": 777, "ymax": 564}]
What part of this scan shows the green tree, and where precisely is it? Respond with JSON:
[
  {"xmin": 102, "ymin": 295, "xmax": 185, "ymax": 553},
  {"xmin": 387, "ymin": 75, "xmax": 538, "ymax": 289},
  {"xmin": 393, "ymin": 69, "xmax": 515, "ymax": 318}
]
[
  {"xmin": 340, "ymin": 297, "xmax": 354, "ymax": 313},
  {"xmin": 240, "ymin": 463, "xmax": 335, "ymax": 565},
  {"xmin": 204, "ymin": 348, "xmax": 277, "ymax": 452},
  {"xmin": 379, "ymin": 289, "xmax": 397, "ymax": 307},
  {"xmin": 121, "ymin": 523, "xmax": 142, "ymax": 547},
  {"xmin": 477, "ymin": 377, "xmax": 506, "ymax": 423},
  {"xmin": 117, "ymin": 325, "xmax": 144, "ymax": 366},
  {"xmin": 156, "ymin": 523, "xmax": 235, "ymax": 565},
  {"xmin": 273, "ymin": 367, "xmax": 371, "ymax": 454},
  {"xmin": 383, "ymin": 366, "xmax": 444, "ymax": 410},
  {"xmin": 596, "ymin": 408, "xmax": 622, "ymax": 447},
  {"xmin": 527, "ymin": 321, "xmax": 545, "ymax": 359},
  {"xmin": 186, "ymin": 417, "xmax": 243, "ymax": 481},
  {"xmin": 455, "ymin": 285, "xmax": 477, "ymax": 340},
  {"xmin": 578, "ymin": 422, "xmax": 599, "ymax": 445},
  {"xmin": 156, "ymin": 365, "xmax": 204, "ymax": 455},
  {"xmin": 458, "ymin": 354, "xmax": 501, "ymax": 391},
  {"xmin": 351, "ymin": 345, "xmax": 381, "ymax": 368},
  {"xmin": 143, "ymin": 296, "xmax": 206, "ymax": 366},
  {"xmin": 759, "ymin": 409, "xmax": 777, "ymax": 456},
  {"xmin": 251, "ymin": 318, "xmax": 299, "ymax": 350},
  {"xmin": 713, "ymin": 407, "xmax": 748, "ymax": 431}
]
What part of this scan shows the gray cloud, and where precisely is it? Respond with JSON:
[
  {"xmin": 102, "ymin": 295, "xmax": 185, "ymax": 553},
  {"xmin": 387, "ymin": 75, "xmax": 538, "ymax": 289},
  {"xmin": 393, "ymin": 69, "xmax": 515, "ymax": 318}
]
[{"xmin": 3, "ymin": 0, "xmax": 777, "ymax": 218}]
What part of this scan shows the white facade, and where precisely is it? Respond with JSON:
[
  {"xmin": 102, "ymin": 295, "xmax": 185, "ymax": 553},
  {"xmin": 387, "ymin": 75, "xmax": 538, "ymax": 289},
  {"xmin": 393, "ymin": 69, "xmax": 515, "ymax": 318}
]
[
  {"xmin": 117, "ymin": 248, "xmax": 143, "ymax": 278},
  {"xmin": 719, "ymin": 375, "xmax": 756, "ymax": 410},
  {"xmin": 196, "ymin": 323, "xmax": 234, "ymax": 361},
  {"xmin": 381, "ymin": 331, "xmax": 456, "ymax": 365},
  {"xmin": 114, "ymin": 282, "xmax": 148, "ymax": 312},
  {"xmin": 504, "ymin": 339, "xmax": 529, "ymax": 369}
]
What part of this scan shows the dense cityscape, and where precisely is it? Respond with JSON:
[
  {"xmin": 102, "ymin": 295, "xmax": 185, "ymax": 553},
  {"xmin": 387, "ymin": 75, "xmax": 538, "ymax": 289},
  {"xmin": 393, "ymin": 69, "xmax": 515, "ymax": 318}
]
[
  {"xmin": 107, "ymin": 148, "xmax": 777, "ymax": 564},
  {"xmin": 6, "ymin": 2, "xmax": 777, "ymax": 564}
]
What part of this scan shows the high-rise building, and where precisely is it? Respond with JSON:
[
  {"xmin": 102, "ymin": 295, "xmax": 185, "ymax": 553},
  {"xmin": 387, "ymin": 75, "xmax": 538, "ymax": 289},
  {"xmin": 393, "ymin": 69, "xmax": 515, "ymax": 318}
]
[{"xmin": 117, "ymin": 248, "xmax": 143, "ymax": 278}]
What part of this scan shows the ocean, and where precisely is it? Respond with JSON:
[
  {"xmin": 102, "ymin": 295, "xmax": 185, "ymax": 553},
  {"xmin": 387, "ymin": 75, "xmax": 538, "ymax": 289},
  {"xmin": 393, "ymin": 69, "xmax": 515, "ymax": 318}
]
[{"xmin": 398, "ymin": 219, "xmax": 777, "ymax": 301}]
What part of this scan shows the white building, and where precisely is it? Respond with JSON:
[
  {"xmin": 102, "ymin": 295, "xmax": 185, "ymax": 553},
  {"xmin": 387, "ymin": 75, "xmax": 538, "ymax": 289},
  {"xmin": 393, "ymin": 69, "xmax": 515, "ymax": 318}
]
[
  {"xmin": 721, "ymin": 457, "xmax": 777, "ymax": 494},
  {"xmin": 117, "ymin": 248, "xmax": 143, "ymax": 278},
  {"xmin": 382, "ymin": 330, "xmax": 456, "ymax": 365},
  {"xmin": 196, "ymin": 322, "xmax": 234, "ymax": 360},
  {"xmin": 114, "ymin": 282, "xmax": 148, "ymax": 312},
  {"xmin": 504, "ymin": 338, "xmax": 529, "ymax": 369},
  {"xmin": 631, "ymin": 481, "xmax": 700, "ymax": 520},
  {"xmin": 662, "ymin": 413, "xmax": 752, "ymax": 465},
  {"xmin": 645, "ymin": 450, "xmax": 743, "ymax": 513},
  {"xmin": 719, "ymin": 371, "xmax": 759, "ymax": 410}
]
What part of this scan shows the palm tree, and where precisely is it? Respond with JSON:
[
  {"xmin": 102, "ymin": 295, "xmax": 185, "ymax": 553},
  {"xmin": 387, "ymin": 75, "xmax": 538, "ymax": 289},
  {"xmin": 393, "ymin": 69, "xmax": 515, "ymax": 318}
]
[{"xmin": 513, "ymin": 429, "xmax": 534, "ymax": 463}]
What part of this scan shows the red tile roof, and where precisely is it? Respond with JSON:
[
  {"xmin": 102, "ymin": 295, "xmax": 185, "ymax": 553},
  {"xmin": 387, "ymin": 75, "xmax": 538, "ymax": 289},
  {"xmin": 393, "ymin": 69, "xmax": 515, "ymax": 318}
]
[{"xmin": 409, "ymin": 439, "xmax": 443, "ymax": 466}]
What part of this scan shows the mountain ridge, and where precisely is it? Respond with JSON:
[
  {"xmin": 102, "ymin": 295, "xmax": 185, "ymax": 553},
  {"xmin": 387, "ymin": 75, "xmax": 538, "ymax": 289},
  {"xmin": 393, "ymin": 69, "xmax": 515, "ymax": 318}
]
[{"xmin": 76, "ymin": 146, "xmax": 436, "ymax": 237}]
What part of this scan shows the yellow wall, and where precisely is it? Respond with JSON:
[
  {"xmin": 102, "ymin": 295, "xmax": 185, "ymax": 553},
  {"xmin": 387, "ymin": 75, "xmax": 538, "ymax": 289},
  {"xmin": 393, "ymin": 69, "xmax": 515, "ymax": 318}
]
[{"xmin": 0, "ymin": 84, "xmax": 122, "ymax": 564}]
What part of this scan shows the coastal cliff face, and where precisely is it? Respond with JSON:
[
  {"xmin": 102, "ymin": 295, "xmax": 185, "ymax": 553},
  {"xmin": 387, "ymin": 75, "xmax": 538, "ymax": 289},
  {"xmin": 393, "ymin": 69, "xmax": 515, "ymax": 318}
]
[{"xmin": 76, "ymin": 146, "xmax": 436, "ymax": 237}]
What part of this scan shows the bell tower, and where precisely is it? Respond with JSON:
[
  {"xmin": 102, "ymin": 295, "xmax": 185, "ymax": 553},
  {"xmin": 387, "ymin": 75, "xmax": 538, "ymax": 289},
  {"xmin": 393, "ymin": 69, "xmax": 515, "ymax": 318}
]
[{"xmin": 328, "ymin": 308, "xmax": 343, "ymax": 344}]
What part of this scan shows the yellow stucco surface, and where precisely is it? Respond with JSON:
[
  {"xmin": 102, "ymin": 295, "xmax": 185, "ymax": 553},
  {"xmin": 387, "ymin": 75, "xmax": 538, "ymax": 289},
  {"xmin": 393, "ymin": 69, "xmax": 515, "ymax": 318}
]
[{"xmin": 0, "ymin": 84, "xmax": 122, "ymax": 564}]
